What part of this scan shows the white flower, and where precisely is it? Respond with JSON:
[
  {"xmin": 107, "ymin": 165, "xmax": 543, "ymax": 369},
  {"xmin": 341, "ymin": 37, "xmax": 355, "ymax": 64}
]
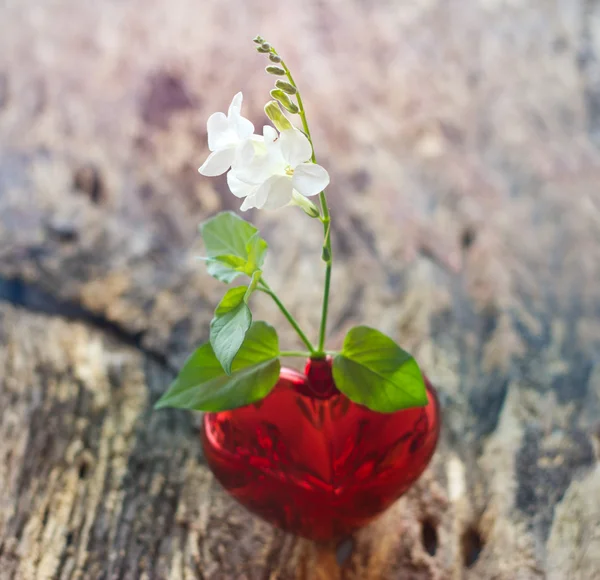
[
  {"xmin": 198, "ymin": 92, "xmax": 255, "ymax": 177},
  {"xmin": 228, "ymin": 126, "xmax": 329, "ymax": 211}
]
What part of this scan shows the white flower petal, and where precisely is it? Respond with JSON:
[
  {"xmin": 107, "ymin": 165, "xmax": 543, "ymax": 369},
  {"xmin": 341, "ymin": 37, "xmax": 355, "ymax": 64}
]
[
  {"xmin": 225, "ymin": 92, "xmax": 253, "ymax": 139},
  {"xmin": 263, "ymin": 125, "xmax": 278, "ymax": 144},
  {"xmin": 280, "ymin": 129, "xmax": 313, "ymax": 167},
  {"xmin": 235, "ymin": 156, "xmax": 268, "ymax": 184},
  {"xmin": 240, "ymin": 194, "xmax": 257, "ymax": 212},
  {"xmin": 206, "ymin": 112, "xmax": 231, "ymax": 151},
  {"xmin": 227, "ymin": 171, "xmax": 255, "ymax": 198},
  {"xmin": 228, "ymin": 92, "xmax": 243, "ymax": 117},
  {"xmin": 262, "ymin": 125, "xmax": 285, "ymax": 163},
  {"xmin": 231, "ymin": 114, "xmax": 254, "ymax": 139},
  {"xmin": 292, "ymin": 163, "xmax": 330, "ymax": 197},
  {"xmin": 233, "ymin": 139, "xmax": 258, "ymax": 171},
  {"xmin": 198, "ymin": 148, "xmax": 235, "ymax": 176},
  {"xmin": 235, "ymin": 141, "xmax": 284, "ymax": 184},
  {"xmin": 255, "ymin": 175, "xmax": 293, "ymax": 210}
]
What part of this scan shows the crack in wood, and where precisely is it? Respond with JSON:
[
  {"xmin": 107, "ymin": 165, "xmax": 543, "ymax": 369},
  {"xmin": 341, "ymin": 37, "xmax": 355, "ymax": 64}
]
[{"xmin": 0, "ymin": 276, "xmax": 175, "ymax": 373}]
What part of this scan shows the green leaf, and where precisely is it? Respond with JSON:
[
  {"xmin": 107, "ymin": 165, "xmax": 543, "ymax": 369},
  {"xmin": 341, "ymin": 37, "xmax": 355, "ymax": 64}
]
[
  {"xmin": 200, "ymin": 212, "xmax": 268, "ymax": 283},
  {"xmin": 210, "ymin": 286, "xmax": 253, "ymax": 374},
  {"xmin": 245, "ymin": 270, "xmax": 262, "ymax": 301},
  {"xmin": 201, "ymin": 212, "xmax": 258, "ymax": 257},
  {"xmin": 155, "ymin": 321, "xmax": 281, "ymax": 412},
  {"xmin": 202, "ymin": 255, "xmax": 248, "ymax": 283},
  {"xmin": 209, "ymin": 270, "xmax": 263, "ymax": 373},
  {"xmin": 332, "ymin": 326, "xmax": 427, "ymax": 413},
  {"xmin": 245, "ymin": 232, "xmax": 268, "ymax": 274}
]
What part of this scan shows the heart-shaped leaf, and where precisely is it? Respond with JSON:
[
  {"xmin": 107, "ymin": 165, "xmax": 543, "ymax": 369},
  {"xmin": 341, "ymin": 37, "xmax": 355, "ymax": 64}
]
[
  {"xmin": 200, "ymin": 212, "xmax": 267, "ymax": 283},
  {"xmin": 155, "ymin": 321, "xmax": 280, "ymax": 412},
  {"xmin": 333, "ymin": 326, "xmax": 427, "ymax": 413}
]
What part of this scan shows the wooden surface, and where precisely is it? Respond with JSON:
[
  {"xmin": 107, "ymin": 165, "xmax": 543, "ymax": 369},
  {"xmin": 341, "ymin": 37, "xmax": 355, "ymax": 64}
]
[{"xmin": 1, "ymin": 0, "xmax": 600, "ymax": 578}]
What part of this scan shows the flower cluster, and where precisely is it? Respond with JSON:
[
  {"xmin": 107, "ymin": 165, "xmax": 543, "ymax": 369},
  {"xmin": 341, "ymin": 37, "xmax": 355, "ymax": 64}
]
[{"xmin": 199, "ymin": 93, "xmax": 330, "ymax": 212}]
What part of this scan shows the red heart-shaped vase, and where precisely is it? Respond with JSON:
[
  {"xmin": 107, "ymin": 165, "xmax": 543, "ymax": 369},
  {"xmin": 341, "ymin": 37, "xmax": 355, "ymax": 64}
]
[{"xmin": 201, "ymin": 358, "xmax": 440, "ymax": 541}]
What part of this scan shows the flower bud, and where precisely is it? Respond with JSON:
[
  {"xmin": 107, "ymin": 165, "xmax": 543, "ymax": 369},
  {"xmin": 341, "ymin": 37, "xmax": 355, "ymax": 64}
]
[
  {"xmin": 261, "ymin": 42, "xmax": 272, "ymax": 51},
  {"xmin": 270, "ymin": 89, "xmax": 299, "ymax": 114},
  {"xmin": 264, "ymin": 100, "xmax": 293, "ymax": 131},
  {"xmin": 302, "ymin": 202, "xmax": 321, "ymax": 219},
  {"xmin": 269, "ymin": 54, "xmax": 282, "ymax": 63},
  {"xmin": 275, "ymin": 80, "xmax": 297, "ymax": 95},
  {"xmin": 265, "ymin": 65, "xmax": 286, "ymax": 76},
  {"xmin": 257, "ymin": 46, "xmax": 271, "ymax": 53},
  {"xmin": 253, "ymin": 35, "xmax": 264, "ymax": 44},
  {"xmin": 292, "ymin": 191, "xmax": 321, "ymax": 218}
]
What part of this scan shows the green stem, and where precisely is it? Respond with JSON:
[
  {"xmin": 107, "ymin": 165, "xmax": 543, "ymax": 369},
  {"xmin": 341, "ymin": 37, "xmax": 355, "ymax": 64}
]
[
  {"xmin": 258, "ymin": 281, "xmax": 316, "ymax": 354},
  {"xmin": 276, "ymin": 53, "xmax": 333, "ymax": 356},
  {"xmin": 280, "ymin": 350, "xmax": 311, "ymax": 358},
  {"xmin": 317, "ymin": 258, "xmax": 332, "ymax": 353}
]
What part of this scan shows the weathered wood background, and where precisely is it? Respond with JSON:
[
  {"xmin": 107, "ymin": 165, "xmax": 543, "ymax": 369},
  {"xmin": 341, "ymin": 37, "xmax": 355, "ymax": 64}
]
[{"xmin": 1, "ymin": 0, "xmax": 599, "ymax": 578}]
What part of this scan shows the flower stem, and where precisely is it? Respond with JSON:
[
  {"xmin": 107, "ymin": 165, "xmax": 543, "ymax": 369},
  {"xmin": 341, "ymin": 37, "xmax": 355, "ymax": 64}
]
[
  {"xmin": 274, "ymin": 51, "xmax": 333, "ymax": 356},
  {"xmin": 317, "ymin": 254, "xmax": 332, "ymax": 353},
  {"xmin": 258, "ymin": 280, "xmax": 316, "ymax": 354},
  {"xmin": 280, "ymin": 350, "xmax": 311, "ymax": 358}
]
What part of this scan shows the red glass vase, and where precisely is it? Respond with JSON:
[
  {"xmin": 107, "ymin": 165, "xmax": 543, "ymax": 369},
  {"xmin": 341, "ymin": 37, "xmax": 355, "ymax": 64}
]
[{"xmin": 201, "ymin": 358, "xmax": 441, "ymax": 541}]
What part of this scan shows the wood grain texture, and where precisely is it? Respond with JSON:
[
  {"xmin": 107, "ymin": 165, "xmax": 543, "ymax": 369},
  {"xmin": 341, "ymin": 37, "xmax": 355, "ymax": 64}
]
[{"xmin": 0, "ymin": 0, "xmax": 599, "ymax": 578}]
